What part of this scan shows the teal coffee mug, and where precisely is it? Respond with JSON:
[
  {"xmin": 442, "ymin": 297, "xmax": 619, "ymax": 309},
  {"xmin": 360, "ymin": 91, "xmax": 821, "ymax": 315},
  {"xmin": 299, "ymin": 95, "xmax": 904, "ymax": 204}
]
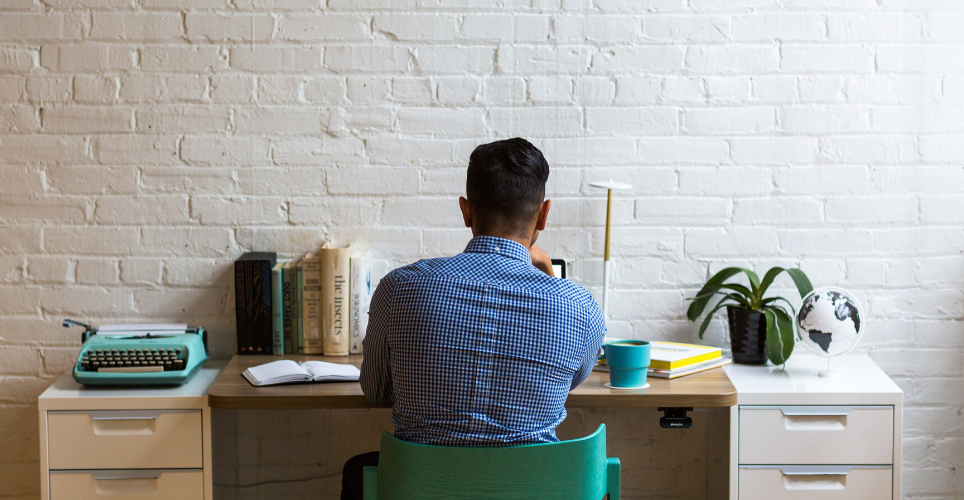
[{"xmin": 604, "ymin": 340, "xmax": 651, "ymax": 389}]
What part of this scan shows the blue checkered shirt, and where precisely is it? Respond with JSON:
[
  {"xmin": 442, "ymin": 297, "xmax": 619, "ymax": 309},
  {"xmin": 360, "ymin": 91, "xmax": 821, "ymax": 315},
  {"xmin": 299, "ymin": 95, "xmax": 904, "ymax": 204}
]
[{"xmin": 361, "ymin": 236, "xmax": 607, "ymax": 446}]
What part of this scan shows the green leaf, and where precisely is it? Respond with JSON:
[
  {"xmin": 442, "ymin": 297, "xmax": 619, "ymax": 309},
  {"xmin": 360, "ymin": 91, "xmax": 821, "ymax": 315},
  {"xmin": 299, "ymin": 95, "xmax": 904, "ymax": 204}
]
[
  {"xmin": 722, "ymin": 293, "xmax": 753, "ymax": 309},
  {"xmin": 698, "ymin": 299, "xmax": 734, "ymax": 339},
  {"xmin": 772, "ymin": 306, "xmax": 795, "ymax": 363},
  {"xmin": 691, "ymin": 283, "xmax": 755, "ymax": 301},
  {"xmin": 757, "ymin": 267, "xmax": 786, "ymax": 299},
  {"xmin": 718, "ymin": 283, "xmax": 755, "ymax": 299},
  {"xmin": 768, "ymin": 303, "xmax": 789, "ymax": 317},
  {"xmin": 743, "ymin": 268, "xmax": 761, "ymax": 293},
  {"xmin": 687, "ymin": 268, "xmax": 742, "ymax": 320},
  {"xmin": 758, "ymin": 266, "xmax": 813, "ymax": 302},
  {"xmin": 761, "ymin": 296, "xmax": 797, "ymax": 316},
  {"xmin": 764, "ymin": 309, "xmax": 786, "ymax": 367},
  {"xmin": 785, "ymin": 268, "xmax": 814, "ymax": 298},
  {"xmin": 687, "ymin": 267, "xmax": 759, "ymax": 321}
]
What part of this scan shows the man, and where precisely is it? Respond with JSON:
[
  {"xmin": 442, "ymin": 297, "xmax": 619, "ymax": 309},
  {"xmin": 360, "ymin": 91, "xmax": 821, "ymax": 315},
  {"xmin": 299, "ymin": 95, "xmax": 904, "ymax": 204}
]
[{"xmin": 342, "ymin": 138, "xmax": 607, "ymax": 499}]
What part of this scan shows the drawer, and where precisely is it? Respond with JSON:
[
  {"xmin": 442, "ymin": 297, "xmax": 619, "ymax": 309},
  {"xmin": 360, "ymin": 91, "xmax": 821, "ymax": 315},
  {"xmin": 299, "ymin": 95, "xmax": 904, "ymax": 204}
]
[
  {"xmin": 47, "ymin": 410, "xmax": 202, "ymax": 470},
  {"xmin": 739, "ymin": 406, "xmax": 893, "ymax": 464},
  {"xmin": 49, "ymin": 469, "xmax": 202, "ymax": 500},
  {"xmin": 739, "ymin": 466, "xmax": 891, "ymax": 500}
]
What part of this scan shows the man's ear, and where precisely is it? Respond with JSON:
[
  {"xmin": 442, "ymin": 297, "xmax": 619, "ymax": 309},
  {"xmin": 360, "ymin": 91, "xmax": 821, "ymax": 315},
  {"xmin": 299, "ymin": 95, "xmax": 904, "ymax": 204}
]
[
  {"xmin": 534, "ymin": 199, "xmax": 551, "ymax": 231},
  {"xmin": 459, "ymin": 196, "xmax": 473, "ymax": 228}
]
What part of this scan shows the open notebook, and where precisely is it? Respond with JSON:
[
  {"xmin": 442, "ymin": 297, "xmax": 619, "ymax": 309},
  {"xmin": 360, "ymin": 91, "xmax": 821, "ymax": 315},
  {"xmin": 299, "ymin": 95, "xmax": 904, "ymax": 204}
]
[{"xmin": 242, "ymin": 360, "xmax": 361, "ymax": 387}]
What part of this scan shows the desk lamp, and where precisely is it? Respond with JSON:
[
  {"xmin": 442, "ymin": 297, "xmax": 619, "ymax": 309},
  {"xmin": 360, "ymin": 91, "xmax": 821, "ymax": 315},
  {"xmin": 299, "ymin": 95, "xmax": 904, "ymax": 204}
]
[{"xmin": 588, "ymin": 180, "xmax": 632, "ymax": 319}]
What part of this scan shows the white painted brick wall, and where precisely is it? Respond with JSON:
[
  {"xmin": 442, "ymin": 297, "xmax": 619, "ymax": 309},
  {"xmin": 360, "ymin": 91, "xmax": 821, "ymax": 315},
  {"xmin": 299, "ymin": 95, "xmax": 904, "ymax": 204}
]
[{"xmin": 1, "ymin": 2, "xmax": 962, "ymax": 499}]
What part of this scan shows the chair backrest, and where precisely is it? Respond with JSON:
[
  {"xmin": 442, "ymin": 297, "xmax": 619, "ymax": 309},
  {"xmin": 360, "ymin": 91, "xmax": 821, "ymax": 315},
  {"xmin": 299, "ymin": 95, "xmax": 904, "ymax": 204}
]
[{"xmin": 373, "ymin": 424, "xmax": 611, "ymax": 500}]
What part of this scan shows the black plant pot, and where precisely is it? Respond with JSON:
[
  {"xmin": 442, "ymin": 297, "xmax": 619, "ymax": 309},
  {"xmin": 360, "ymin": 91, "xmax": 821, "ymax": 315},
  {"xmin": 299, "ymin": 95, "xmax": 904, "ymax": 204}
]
[{"xmin": 726, "ymin": 306, "xmax": 767, "ymax": 365}]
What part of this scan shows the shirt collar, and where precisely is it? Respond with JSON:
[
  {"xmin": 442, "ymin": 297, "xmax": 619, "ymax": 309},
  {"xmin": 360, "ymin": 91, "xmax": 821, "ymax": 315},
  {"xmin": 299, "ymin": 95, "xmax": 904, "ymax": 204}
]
[{"xmin": 463, "ymin": 236, "xmax": 531, "ymax": 263}]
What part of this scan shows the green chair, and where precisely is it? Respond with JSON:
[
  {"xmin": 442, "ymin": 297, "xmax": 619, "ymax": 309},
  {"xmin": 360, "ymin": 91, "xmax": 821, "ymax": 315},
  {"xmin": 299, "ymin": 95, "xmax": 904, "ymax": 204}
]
[{"xmin": 363, "ymin": 424, "xmax": 620, "ymax": 500}]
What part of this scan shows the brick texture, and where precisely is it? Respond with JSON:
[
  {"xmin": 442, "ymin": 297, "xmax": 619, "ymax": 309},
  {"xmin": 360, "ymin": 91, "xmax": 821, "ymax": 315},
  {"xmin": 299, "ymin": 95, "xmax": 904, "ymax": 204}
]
[{"xmin": 0, "ymin": 3, "xmax": 962, "ymax": 500}]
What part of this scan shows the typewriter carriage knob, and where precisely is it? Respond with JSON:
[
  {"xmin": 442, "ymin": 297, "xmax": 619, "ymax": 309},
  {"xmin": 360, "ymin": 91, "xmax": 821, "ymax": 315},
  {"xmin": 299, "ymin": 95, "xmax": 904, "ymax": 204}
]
[{"xmin": 63, "ymin": 318, "xmax": 96, "ymax": 342}]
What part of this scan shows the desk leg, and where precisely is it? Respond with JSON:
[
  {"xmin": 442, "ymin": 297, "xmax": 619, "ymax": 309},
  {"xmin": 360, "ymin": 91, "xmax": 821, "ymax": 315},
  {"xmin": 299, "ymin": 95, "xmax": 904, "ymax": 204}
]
[
  {"xmin": 39, "ymin": 408, "xmax": 48, "ymax": 500},
  {"xmin": 203, "ymin": 406, "xmax": 213, "ymax": 500},
  {"xmin": 893, "ymin": 402, "xmax": 902, "ymax": 500},
  {"xmin": 729, "ymin": 405, "xmax": 738, "ymax": 500}
]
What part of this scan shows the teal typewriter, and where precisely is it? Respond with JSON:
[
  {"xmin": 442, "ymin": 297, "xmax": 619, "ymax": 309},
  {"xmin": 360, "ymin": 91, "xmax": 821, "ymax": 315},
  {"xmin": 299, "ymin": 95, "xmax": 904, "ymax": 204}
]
[{"xmin": 66, "ymin": 319, "xmax": 209, "ymax": 387}]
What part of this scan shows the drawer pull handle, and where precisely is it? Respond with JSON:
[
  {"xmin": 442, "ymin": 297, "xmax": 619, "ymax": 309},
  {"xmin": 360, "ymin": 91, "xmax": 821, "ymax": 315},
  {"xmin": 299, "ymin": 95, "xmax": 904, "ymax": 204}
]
[
  {"xmin": 90, "ymin": 415, "xmax": 158, "ymax": 421},
  {"xmin": 782, "ymin": 409, "xmax": 850, "ymax": 416},
  {"xmin": 88, "ymin": 410, "xmax": 165, "ymax": 421},
  {"xmin": 782, "ymin": 469, "xmax": 849, "ymax": 476},
  {"xmin": 741, "ymin": 405, "xmax": 891, "ymax": 416},
  {"xmin": 740, "ymin": 465, "xmax": 891, "ymax": 476},
  {"xmin": 92, "ymin": 471, "xmax": 163, "ymax": 480},
  {"xmin": 51, "ymin": 468, "xmax": 200, "ymax": 478}
]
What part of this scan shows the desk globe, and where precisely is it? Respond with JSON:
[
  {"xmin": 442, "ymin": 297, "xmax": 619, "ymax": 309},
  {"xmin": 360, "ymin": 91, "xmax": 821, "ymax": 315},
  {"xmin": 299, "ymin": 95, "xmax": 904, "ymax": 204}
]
[{"xmin": 796, "ymin": 286, "xmax": 865, "ymax": 377}]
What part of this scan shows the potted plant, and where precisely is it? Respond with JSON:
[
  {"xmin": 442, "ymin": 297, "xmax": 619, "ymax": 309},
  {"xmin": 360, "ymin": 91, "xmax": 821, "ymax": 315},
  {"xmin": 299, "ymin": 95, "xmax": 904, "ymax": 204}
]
[{"xmin": 686, "ymin": 267, "xmax": 813, "ymax": 366}]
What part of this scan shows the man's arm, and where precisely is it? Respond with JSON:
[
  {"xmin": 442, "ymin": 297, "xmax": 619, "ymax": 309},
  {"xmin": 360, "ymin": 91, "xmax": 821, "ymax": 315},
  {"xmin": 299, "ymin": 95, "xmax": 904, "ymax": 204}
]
[
  {"xmin": 570, "ymin": 302, "xmax": 607, "ymax": 391},
  {"xmin": 360, "ymin": 272, "xmax": 396, "ymax": 404},
  {"xmin": 529, "ymin": 243, "xmax": 554, "ymax": 277}
]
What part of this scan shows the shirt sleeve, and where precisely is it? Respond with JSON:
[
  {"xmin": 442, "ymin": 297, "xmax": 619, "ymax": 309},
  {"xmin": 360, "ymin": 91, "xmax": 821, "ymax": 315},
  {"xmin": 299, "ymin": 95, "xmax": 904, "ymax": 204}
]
[
  {"xmin": 570, "ymin": 300, "xmax": 607, "ymax": 391},
  {"xmin": 360, "ymin": 271, "xmax": 397, "ymax": 404}
]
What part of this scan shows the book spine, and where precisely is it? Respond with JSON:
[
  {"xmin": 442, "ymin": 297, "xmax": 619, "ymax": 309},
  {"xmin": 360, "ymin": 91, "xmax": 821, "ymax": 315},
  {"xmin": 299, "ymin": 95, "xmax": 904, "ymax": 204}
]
[
  {"xmin": 234, "ymin": 261, "xmax": 247, "ymax": 354},
  {"xmin": 302, "ymin": 256, "xmax": 323, "ymax": 354},
  {"xmin": 282, "ymin": 265, "xmax": 294, "ymax": 354},
  {"xmin": 256, "ymin": 260, "xmax": 273, "ymax": 354},
  {"xmin": 349, "ymin": 254, "xmax": 372, "ymax": 354},
  {"xmin": 322, "ymin": 247, "xmax": 351, "ymax": 356},
  {"xmin": 295, "ymin": 264, "xmax": 304, "ymax": 354},
  {"xmin": 247, "ymin": 260, "xmax": 258, "ymax": 354},
  {"xmin": 272, "ymin": 263, "xmax": 284, "ymax": 356},
  {"xmin": 246, "ymin": 261, "xmax": 257, "ymax": 354}
]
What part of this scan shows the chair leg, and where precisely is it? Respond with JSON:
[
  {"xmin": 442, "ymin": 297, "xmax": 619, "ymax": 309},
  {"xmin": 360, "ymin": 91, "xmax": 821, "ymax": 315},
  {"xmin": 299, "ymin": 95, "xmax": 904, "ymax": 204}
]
[
  {"xmin": 363, "ymin": 466, "xmax": 378, "ymax": 500},
  {"xmin": 606, "ymin": 457, "xmax": 620, "ymax": 500}
]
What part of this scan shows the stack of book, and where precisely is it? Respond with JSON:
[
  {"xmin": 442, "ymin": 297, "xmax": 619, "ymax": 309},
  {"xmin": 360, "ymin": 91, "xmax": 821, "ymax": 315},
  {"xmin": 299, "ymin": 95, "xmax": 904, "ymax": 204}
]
[
  {"xmin": 595, "ymin": 341, "xmax": 732, "ymax": 379},
  {"xmin": 647, "ymin": 342, "xmax": 731, "ymax": 379},
  {"xmin": 234, "ymin": 244, "xmax": 374, "ymax": 357}
]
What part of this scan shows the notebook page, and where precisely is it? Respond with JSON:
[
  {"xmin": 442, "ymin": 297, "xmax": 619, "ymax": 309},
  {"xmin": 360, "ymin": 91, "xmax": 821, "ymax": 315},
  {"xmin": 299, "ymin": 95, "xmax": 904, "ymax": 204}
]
[
  {"xmin": 243, "ymin": 360, "xmax": 311, "ymax": 386},
  {"xmin": 299, "ymin": 361, "xmax": 360, "ymax": 381}
]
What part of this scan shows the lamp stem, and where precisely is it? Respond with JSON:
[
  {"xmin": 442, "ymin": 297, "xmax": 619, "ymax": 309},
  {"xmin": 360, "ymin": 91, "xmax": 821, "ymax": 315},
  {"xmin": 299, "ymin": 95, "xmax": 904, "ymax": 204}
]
[
  {"xmin": 603, "ymin": 189, "xmax": 612, "ymax": 262},
  {"xmin": 602, "ymin": 188, "xmax": 613, "ymax": 319},
  {"xmin": 602, "ymin": 261, "xmax": 611, "ymax": 319}
]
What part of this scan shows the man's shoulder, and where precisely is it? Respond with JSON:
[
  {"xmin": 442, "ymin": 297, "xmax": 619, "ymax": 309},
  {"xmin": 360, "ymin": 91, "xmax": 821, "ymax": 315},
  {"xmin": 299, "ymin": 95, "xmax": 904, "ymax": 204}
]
[
  {"xmin": 389, "ymin": 256, "xmax": 455, "ymax": 278},
  {"xmin": 529, "ymin": 273, "xmax": 602, "ymax": 314},
  {"xmin": 376, "ymin": 257, "xmax": 455, "ymax": 289},
  {"xmin": 387, "ymin": 256, "xmax": 599, "ymax": 311}
]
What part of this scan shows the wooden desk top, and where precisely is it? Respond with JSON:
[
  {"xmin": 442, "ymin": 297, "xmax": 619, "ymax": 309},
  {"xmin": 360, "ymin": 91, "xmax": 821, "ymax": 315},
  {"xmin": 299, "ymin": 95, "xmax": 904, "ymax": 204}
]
[{"xmin": 207, "ymin": 355, "xmax": 737, "ymax": 410}]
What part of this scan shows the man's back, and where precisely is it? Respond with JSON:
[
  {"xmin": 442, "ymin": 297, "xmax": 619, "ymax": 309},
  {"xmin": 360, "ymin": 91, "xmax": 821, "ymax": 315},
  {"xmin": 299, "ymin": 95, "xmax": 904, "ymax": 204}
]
[{"xmin": 361, "ymin": 236, "xmax": 607, "ymax": 446}]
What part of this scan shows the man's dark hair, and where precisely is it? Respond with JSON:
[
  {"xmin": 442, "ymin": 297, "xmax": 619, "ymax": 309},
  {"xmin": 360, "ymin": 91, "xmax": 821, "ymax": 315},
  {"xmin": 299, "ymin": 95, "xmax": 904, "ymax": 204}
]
[{"xmin": 466, "ymin": 138, "xmax": 550, "ymax": 236}]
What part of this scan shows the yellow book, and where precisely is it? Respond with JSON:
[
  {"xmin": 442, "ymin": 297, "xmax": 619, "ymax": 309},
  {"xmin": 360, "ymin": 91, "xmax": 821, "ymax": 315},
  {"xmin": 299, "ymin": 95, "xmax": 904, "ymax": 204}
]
[
  {"xmin": 302, "ymin": 253, "xmax": 323, "ymax": 355},
  {"xmin": 321, "ymin": 242, "xmax": 352, "ymax": 356},
  {"xmin": 649, "ymin": 341, "xmax": 722, "ymax": 370}
]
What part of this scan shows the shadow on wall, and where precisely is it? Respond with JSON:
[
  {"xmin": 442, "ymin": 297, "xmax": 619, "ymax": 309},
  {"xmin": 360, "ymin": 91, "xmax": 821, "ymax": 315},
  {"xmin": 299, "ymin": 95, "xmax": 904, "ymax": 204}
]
[{"xmin": 208, "ymin": 263, "xmax": 239, "ymax": 359}]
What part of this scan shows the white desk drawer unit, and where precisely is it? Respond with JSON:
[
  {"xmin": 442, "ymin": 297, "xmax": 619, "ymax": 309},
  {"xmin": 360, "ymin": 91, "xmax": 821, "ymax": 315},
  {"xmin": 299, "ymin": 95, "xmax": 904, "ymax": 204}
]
[
  {"xmin": 725, "ymin": 354, "xmax": 903, "ymax": 500},
  {"xmin": 49, "ymin": 469, "xmax": 204, "ymax": 500},
  {"xmin": 739, "ymin": 405, "xmax": 894, "ymax": 465},
  {"xmin": 47, "ymin": 410, "xmax": 203, "ymax": 470},
  {"xmin": 38, "ymin": 363, "xmax": 223, "ymax": 500},
  {"xmin": 738, "ymin": 466, "xmax": 893, "ymax": 500}
]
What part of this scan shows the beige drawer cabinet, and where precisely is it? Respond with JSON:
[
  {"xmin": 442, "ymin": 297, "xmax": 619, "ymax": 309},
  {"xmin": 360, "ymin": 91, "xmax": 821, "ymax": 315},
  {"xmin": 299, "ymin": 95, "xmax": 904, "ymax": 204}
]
[
  {"xmin": 724, "ymin": 354, "xmax": 902, "ymax": 500},
  {"xmin": 38, "ymin": 361, "xmax": 224, "ymax": 500}
]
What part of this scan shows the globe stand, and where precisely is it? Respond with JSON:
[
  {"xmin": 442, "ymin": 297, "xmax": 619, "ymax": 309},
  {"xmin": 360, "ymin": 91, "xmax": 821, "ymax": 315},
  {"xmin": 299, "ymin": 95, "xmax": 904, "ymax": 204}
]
[
  {"xmin": 798, "ymin": 286, "xmax": 865, "ymax": 380},
  {"xmin": 818, "ymin": 358, "xmax": 840, "ymax": 379}
]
